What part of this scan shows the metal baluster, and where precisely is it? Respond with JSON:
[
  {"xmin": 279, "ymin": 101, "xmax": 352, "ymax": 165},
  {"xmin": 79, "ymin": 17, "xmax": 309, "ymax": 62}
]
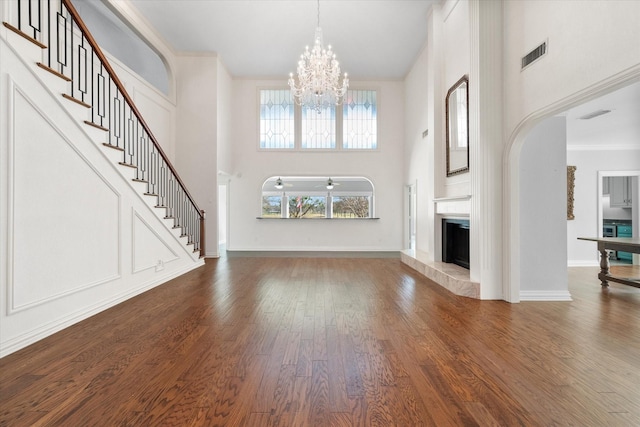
[
  {"xmin": 28, "ymin": 0, "xmax": 42, "ymax": 42},
  {"xmin": 57, "ymin": 3, "xmax": 69, "ymax": 90},
  {"xmin": 47, "ymin": 0, "xmax": 51, "ymax": 67}
]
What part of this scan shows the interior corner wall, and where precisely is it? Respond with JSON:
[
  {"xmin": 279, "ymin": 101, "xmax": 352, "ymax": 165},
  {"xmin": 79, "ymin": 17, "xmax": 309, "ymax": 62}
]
[
  {"xmin": 404, "ymin": 40, "xmax": 432, "ymax": 255},
  {"xmin": 216, "ymin": 60, "xmax": 233, "ymax": 176},
  {"xmin": 519, "ymin": 117, "xmax": 568, "ymax": 294},
  {"xmin": 174, "ymin": 54, "xmax": 219, "ymax": 257}
]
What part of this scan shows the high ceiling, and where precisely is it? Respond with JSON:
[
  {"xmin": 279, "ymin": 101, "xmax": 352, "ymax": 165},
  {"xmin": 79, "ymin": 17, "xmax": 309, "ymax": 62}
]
[{"xmin": 127, "ymin": 0, "xmax": 440, "ymax": 79}]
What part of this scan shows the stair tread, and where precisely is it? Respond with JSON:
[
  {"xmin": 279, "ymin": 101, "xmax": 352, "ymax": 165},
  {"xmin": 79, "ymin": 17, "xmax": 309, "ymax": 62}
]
[
  {"xmin": 62, "ymin": 93, "xmax": 90, "ymax": 108},
  {"xmin": 85, "ymin": 121, "xmax": 109, "ymax": 132},
  {"xmin": 102, "ymin": 143, "xmax": 124, "ymax": 152},
  {"xmin": 37, "ymin": 62, "xmax": 72, "ymax": 82},
  {"xmin": 3, "ymin": 22, "xmax": 47, "ymax": 49}
]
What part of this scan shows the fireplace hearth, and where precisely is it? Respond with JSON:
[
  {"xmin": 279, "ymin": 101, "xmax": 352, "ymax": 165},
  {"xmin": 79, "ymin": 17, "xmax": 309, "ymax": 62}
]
[{"xmin": 442, "ymin": 219, "xmax": 470, "ymax": 269}]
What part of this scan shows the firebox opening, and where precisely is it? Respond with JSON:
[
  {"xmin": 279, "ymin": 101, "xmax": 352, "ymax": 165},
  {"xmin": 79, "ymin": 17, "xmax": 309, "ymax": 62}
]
[{"xmin": 442, "ymin": 218, "xmax": 470, "ymax": 270}]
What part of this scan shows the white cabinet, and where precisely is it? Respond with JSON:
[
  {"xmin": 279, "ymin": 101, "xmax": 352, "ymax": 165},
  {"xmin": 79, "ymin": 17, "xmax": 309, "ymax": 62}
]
[
  {"xmin": 603, "ymin": 177, "xmax": 610, "ymax": 195},
  {"xmin": 610, "ymin": 177, "xmax": 632, "ymax": 208}
]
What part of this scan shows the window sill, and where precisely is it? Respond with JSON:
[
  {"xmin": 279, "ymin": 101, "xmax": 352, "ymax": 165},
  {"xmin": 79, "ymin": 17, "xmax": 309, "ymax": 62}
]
[{"xmin": 257, "ymin": 217, "xmax": 380, "ymax": 220}]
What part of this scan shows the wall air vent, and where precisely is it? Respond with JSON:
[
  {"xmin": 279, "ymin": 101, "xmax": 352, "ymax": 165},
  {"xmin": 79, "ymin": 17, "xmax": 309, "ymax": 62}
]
[{"xmin": 521, "ymin": 41, "xmax": 547, "ymax": 70}]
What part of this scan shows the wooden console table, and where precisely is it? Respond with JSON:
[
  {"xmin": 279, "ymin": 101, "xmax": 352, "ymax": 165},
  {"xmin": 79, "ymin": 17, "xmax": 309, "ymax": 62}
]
[{"xmin": 578, "ymin": 237, "xmax": 640, "ymax": 288}]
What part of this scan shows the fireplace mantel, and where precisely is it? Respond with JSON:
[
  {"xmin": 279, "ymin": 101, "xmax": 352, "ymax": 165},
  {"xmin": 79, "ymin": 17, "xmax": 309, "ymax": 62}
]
[{"xmin": 434, "ymin": 195, "xmax": 471, "ymax": 216}]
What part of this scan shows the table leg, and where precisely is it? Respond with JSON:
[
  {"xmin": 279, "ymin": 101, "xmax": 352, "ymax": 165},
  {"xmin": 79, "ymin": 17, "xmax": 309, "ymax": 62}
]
[{"xmin": 598, "ymin": 246, "xmax": 610, "ymax": 288}]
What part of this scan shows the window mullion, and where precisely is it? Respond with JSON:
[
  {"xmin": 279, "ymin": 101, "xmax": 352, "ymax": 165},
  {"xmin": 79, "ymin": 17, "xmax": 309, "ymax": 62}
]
[
  {"xmin": 336, "ymin": 104, "xmax": 343, "ymax": 149},
  {"xmin": 295, "ymin": 103, "xmax": 301, "ymax": 149}
]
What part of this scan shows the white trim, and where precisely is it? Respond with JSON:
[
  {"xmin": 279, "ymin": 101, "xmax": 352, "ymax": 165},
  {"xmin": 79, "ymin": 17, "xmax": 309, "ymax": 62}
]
[
  {"xmin": 519, "ymin": 290, "xmax": 573, "ymax": 302},
  {"xmin": 568, "ymin": 260, "xmax": 599, "ymax": 267}
]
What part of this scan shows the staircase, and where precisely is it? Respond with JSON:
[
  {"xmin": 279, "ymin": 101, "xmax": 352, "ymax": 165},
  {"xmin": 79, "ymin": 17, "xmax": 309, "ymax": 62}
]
[
  {"xmin": 2, "ymin": 0, "xmax": 205, "ymax": 258},
  {"xmin": 0, "ymin": 0, "xmax": 207, "ymax": 357}
]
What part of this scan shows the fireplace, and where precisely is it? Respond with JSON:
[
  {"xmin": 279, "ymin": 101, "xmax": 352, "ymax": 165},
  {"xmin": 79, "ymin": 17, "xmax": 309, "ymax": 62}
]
[{"xmin": 442, "ymin": 219, "xmax": 470, "ymax": 269}]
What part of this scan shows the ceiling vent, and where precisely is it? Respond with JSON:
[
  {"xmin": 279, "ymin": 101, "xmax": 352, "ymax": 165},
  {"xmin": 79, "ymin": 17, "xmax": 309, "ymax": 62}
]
[
  {"xmin": 521, "ymin": 41, "xmax": 547, "ymax": 70},
  {"xmin": 578, "ymin": 109, "xmax": 612, "ymax": 120}
]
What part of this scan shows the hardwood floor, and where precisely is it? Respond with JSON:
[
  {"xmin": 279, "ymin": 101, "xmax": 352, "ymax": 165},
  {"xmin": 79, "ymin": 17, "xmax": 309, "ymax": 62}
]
[{"xmin": 1, "ymin": 258, "xmax": 639, "ymax": 426}]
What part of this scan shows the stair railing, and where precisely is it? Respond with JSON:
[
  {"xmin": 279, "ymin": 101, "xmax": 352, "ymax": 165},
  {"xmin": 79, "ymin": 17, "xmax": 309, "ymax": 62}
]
[{"xmin": 3, "ymin": 0, "xmax": 206, "ymax": 257}]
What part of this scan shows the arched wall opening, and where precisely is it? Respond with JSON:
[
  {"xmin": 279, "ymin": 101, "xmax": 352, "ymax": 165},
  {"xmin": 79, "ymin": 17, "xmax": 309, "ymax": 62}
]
[{"xmin": 504, "ymin": 70, "xmax": 640, "ymax": 302}]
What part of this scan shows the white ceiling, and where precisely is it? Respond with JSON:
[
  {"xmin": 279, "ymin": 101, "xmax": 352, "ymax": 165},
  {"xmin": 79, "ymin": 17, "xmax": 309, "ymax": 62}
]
[
  {"xmin": 93, "ymin": 0, "xmax": 639, "ymax": 147},
  {"xmin": 127, "ymin": 0, "xmax": 440, "ymax": 79},
  {"xmin": 563, "ymin": 81, "xmax": 640, "ymax": 147}
]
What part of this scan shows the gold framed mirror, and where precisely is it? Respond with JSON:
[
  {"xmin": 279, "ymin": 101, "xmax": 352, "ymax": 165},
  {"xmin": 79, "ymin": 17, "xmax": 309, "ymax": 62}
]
[{"xmin": 446, "ymin": 75, "xmax": 469, "ymax": 176}]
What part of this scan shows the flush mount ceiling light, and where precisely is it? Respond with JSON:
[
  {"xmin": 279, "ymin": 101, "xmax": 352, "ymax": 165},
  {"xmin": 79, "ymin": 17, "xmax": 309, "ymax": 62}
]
[
  {"xmin": 288, "ymin": 0, "xmax": 349, "ymax": 113},
  {"xmin": 275, "ymin": 177, "xmax": 284, "ymax": 190}
]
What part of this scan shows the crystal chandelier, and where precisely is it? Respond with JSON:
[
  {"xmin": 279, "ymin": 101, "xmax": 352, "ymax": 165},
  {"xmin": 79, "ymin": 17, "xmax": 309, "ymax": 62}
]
[{"xmin": 288, "ymin": 0, "xmax": 349, "ymax": 113}]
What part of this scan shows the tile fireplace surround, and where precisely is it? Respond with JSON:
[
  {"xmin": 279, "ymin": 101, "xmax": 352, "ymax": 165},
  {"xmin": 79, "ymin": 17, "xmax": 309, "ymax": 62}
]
[{"xmin": 401, "ymin": 249, "xmax": 480, "ymax": 298}]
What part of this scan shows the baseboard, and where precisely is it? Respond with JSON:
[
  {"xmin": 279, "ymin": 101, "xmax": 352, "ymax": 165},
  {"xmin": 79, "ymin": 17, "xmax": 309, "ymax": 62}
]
[
  {"xmin": 519, "ymin": 290, "xmax": 573, "ymax": 302},
  {"xmin": 568, "ymin": 260, "xmax": 599, "ymax": 267},
  {"xmin": 225, "ymin": 250, "xmax": 401, "ymax": 259}
]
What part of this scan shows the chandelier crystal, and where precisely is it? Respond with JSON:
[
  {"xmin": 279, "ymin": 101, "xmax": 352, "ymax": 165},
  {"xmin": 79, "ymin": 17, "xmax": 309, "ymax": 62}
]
[{"xmin": 288, "ymin": 0, "xmax": 349, "ymax": 113}]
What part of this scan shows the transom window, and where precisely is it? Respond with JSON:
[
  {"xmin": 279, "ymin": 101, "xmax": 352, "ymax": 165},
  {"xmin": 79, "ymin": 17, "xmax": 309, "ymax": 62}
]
[
  {"xmin": 259, "ymin": 89, "xmax": 378, "ymax": 150},
  {"xmin": 261, "ymin": 176, "xmax": 375, "ymax": 219}
]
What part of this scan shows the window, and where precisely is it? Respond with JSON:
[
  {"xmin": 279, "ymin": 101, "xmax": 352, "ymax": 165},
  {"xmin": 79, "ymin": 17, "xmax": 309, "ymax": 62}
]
[
  {"xmin": 259, "ymin": 89, "xmax": 377, "ymax": 150},
  {"xmin": 261, "ymin": 195, "xmax": 282, "ymax": 217},
  {"xmin": 332, "ymin": 196, "xmax": 370, "ymax": 218},
  {"xmin": 343, "ymin": 90, "xmax": 377, "ymax": 150},
  {"xmin": 259, "ymin": 90, "xmax": 295, "ymax": 149},
  {"xmin": 301, "ymin": 105, "xmax": 336, "ymax": 149},
  {"xmin": 260, "ymin": 176, "xmax": 375, "ymax": 219}
]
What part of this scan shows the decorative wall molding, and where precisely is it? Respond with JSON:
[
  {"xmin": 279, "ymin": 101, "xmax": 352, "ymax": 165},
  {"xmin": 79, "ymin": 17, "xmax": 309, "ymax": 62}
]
[
  {"xmin": 132, "ymin": 208, "xmax": 179, "ymax": 274},
  {"xmin": 7, "ymin": 80, "xmax": 121, "ymax": 314}
]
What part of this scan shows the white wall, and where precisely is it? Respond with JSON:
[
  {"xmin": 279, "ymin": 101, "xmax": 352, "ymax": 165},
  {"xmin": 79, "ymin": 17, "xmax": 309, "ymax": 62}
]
[
  {"xmin": 227, "ymin": 79, "xmax": 405, "ymax": 252},
  {"xmin": 519, "ymin": 117, "xmax": 570, "ymax": 299},
  {"xmin": 107, "ymin": 54, "xmax": 177, "ymax": 162},
  {"xmin": 217, "ymin": 60, "xmax": 233, "ymax": 176},
  {"xmin": 441, "ymin": 0, "xmax": 471, "ymax": 199},
  {"xmin": 404, "ymin": 40, "xmax": 433, "ymax": 255},
  {"xmin": 0, "ymin": 35, "xmax": 202, "ymax": 357},
  {"xmin": 503, "ymin": 1, "xmax": 640, "ymax": 138},
  {"xmin": 404, "ymin": 0, "xmax": 471, "ymax": 262},
  {"xmin": 174, "ymin": 54, "xmax": 219, "ymax": 257},
  {"xmin": 73, "ymin": 0, "xmax": 170, "ymax": 95}
]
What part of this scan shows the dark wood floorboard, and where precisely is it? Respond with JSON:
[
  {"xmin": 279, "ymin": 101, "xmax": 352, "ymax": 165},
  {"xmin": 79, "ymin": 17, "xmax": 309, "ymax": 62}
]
[{"xmin": 1, "ymin": 258, "xmax": 639, "ymax": 426}]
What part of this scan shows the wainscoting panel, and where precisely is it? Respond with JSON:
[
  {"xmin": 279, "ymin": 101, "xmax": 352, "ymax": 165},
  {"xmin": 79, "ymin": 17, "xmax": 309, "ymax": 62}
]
[
  {"xmin": 132, "ymin": 209, "xmax": 179, "ymax": 273},
  {"xmin": 9, "ymin": 84, "xmax": 120, "ymax": 312}
]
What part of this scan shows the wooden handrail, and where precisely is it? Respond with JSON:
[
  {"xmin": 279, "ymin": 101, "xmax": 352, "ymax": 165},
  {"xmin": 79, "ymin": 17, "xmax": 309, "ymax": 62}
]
[{"xmin": 61, "ymin": 0, "xmax": 204, "ymax": 223}]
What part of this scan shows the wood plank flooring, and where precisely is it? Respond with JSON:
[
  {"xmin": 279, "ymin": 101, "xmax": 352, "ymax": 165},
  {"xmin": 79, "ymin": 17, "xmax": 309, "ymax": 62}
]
[{"xmin": 1, "ymin": 258, "xmax": 639, "ymax": 426}]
